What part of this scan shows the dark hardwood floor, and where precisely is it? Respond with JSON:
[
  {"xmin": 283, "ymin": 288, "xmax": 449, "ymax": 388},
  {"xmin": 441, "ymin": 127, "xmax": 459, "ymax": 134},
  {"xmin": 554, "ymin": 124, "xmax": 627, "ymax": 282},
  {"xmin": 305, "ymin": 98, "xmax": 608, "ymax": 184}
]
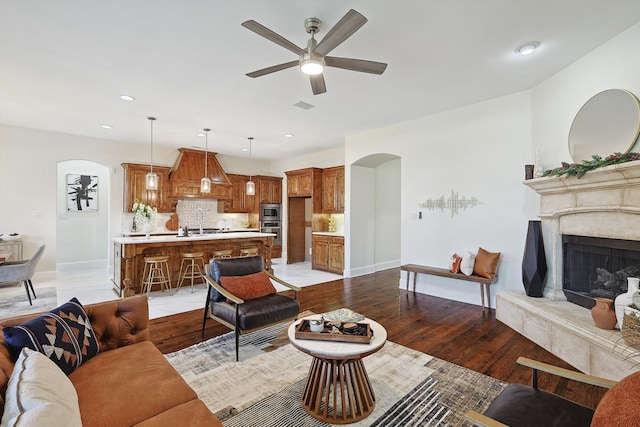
[{"xmin": 149, "ymin": 267, "xmax": 608, "ymax": 408}]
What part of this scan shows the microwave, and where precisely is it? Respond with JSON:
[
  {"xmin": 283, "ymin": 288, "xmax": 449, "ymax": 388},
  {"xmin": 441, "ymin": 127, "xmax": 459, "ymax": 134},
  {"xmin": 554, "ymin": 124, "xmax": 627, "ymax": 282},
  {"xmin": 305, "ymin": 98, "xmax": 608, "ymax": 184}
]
[{"xmin": 260, "ymin": 203, "xmax": 281, "ymax": 221}]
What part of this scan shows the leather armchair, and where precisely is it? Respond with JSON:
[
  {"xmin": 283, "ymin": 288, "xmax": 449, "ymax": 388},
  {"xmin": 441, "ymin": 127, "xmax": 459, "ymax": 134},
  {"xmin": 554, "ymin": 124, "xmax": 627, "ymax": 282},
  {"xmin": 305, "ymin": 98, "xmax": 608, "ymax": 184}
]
[
  {"xmin": 465, "ymin": 357, "xmax": 618, "ymax": 427},
  {"xmin": 201, "ymin": 255, "xmax": 300, "ymax": 361}
]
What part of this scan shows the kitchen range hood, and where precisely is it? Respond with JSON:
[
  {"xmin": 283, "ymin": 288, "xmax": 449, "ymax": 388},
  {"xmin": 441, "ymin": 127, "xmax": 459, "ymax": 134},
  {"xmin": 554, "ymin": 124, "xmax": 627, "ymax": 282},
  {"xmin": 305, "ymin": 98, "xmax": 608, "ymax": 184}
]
[{"xmin": 169, "ymin": 148, "xmax": 232, "ymax": 199}]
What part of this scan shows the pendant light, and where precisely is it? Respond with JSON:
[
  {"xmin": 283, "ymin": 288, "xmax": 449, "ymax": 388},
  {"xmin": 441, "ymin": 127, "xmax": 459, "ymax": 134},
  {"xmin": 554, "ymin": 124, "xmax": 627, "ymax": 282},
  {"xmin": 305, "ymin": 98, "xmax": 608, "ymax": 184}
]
[
  {"xmin": 200, "ymin": 128, "xmax": 211, "ymax": 194},
  {"xmin": 145, "ymin": 117, "xmax": 158, "ymax": 190},
  {"xmin": 246, "ymin": 137, "xmax": 255, "ymax": 195}
]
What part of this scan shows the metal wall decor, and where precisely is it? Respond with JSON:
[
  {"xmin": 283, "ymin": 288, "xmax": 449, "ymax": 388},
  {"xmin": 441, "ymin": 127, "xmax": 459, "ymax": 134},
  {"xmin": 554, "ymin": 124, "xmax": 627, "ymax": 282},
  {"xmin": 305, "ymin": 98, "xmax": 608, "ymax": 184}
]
[{"xmin": 418, "ymin": 189, "xmax": 483, "ymax": 218}]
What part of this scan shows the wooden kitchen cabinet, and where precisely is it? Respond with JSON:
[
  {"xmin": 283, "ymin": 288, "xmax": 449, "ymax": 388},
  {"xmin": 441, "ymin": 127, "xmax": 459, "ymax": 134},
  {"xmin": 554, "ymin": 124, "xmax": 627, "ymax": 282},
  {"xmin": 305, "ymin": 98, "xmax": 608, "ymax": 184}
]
[
  {"xmin": 122, "ymin": 163, "xmax": 172, "ymax": 213},
  {"xmin": 312, "ymin": 234, "xmax": 344, "ymax": 274},
  {"xmin": 285, "ymin": 168, "xmax": 322, "ymax": 198},
  {"xmin": 322, "ymin": 165, "xmax": 345, "ymax": 214},
  {"xmin": 218, "ymin": 174, "xmax": 256, "ymax": 213},
  {"xmin": 256, "ymin": 176, "xmax": 282, "ymax": 204}
]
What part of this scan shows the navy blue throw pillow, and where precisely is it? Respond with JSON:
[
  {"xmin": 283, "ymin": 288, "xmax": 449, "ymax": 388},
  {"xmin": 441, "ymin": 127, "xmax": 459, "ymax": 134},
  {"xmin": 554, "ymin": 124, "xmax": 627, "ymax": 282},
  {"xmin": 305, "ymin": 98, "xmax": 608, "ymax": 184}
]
[{"xmin": 3, "ymin": 297, "xmax": 99, "ymax": 375}]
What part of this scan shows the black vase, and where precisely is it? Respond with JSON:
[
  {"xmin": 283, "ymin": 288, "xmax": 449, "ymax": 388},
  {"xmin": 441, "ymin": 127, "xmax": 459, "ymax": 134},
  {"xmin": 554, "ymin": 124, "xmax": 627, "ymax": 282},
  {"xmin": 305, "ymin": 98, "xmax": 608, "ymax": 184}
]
[{"xmin": 522, "ymin": 220, "xmax": 547, "ymax": 297}]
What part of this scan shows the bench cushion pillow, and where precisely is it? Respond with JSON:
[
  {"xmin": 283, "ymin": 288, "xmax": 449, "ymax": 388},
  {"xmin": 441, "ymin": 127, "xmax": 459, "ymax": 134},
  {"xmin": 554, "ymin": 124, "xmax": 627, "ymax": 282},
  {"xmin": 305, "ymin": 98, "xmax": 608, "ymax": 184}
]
[
  {"xmin": 1, "ymin": 348, "xmax": 82, "ymax": 427},
  {"xmin": 450, "ymin": 254, "xmax": 462, "ymax": 274},
  {"xmin": 473, "ymin": 247, "xmax": 501, "ymax": 280},
  {"xmin": 2, "ymin": 298, "xmax": 99, "ymax": 375},
  {"xmin": 219, "ymin": 271, "xmax": 276, "ymax": 300},
  {"xmin": 460, "ymin": 251, "xmax": 476, "ymax": 275}
]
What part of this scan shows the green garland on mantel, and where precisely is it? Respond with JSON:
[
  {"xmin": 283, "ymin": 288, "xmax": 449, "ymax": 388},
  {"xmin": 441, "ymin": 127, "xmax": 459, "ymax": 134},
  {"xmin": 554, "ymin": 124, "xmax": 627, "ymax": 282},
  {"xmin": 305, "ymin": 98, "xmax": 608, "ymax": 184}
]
[{"xmin": 542, "ymin": 152, "xmax": 640, "ymax": 179}]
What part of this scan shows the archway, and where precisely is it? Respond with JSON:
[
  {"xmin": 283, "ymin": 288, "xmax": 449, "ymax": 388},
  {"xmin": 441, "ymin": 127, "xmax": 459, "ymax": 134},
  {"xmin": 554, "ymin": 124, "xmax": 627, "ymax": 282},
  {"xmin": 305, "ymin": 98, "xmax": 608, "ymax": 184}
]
[
  {"xmin": 56, "ymin": 160, "xmax": 110, "ymax": 271},
  {"xmin": 347, "ymin": 154, "xmax": 401, "ymax": 277}
]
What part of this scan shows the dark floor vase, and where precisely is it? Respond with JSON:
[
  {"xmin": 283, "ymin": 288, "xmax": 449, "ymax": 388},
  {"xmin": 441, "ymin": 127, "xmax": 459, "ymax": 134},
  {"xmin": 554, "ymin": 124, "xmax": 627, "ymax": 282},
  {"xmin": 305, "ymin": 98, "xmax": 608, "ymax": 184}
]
[{"xmin": 522, "ymin": 220, "xmax": 547, "ymax": 297}]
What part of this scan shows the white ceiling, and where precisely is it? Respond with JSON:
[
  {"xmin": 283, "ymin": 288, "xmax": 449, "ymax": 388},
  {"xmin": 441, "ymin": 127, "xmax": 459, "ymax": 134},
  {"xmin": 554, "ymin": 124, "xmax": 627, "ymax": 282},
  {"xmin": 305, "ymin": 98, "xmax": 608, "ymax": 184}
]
[{"xmin": 1, "ymin": 1, "xmax": 640, "ymax": 160}]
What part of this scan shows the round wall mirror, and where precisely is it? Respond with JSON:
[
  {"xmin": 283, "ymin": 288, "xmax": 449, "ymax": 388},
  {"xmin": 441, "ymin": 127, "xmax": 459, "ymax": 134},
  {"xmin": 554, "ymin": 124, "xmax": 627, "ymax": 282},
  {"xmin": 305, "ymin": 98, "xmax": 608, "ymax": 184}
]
[{"xmin": 568, "ymin": 89, "xmax": 640, "ymax": 163}]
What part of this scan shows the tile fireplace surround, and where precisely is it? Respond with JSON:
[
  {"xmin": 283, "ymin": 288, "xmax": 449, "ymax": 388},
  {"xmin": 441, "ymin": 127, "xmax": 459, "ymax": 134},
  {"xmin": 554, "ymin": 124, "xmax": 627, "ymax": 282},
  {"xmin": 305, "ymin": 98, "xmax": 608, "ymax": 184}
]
[{"xmin": 497, "ymin": 161, "xmax": 640, "ymax": 381}]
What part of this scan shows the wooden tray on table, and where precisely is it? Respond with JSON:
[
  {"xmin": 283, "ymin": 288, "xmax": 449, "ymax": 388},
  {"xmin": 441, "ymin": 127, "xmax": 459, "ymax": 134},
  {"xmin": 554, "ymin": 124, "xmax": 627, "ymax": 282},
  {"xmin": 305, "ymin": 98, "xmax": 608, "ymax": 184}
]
[{"xmin": 295, "ymin": 319, "xmax": 373, "ymax": 344}]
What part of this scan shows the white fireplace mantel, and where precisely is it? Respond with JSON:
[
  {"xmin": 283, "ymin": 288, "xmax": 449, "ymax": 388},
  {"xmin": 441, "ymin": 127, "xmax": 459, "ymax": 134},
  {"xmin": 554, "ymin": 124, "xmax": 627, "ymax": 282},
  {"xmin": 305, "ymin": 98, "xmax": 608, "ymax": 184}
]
[
  {"xmin": 497, "ymin": 161, "xmax": 640, "ymax": 381},
  {"xmin": 525, "ymin": 161, "xmax": 640, "ymax": 300}
]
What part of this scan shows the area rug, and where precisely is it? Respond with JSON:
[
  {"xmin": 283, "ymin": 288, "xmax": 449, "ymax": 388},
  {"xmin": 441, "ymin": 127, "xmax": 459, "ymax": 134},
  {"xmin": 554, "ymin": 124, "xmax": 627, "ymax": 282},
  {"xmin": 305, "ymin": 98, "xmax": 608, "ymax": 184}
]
[
  {"xmin": 166, "ymin": 321, "xmax": 506, "ymax": 426},
  {"xmin": 0, "ymin": 286, "xmax": 57, "ymax": 319}
]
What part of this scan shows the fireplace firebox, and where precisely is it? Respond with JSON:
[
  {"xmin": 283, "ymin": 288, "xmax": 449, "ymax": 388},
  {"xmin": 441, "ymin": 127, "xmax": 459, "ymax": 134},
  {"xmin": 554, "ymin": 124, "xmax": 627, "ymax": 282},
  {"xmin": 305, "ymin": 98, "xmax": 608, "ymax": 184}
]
[{"xmin": 563, "ymin": 235, "xmax": 640, "ymax": 309}]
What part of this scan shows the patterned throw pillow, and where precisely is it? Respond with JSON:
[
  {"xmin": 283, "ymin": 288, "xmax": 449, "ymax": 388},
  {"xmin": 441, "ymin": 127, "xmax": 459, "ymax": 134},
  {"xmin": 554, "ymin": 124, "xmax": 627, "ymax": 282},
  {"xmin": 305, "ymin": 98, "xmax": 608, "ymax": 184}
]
[{"xmin": 3, "ymin": 298, "xmax": 99, "ymax": 375}]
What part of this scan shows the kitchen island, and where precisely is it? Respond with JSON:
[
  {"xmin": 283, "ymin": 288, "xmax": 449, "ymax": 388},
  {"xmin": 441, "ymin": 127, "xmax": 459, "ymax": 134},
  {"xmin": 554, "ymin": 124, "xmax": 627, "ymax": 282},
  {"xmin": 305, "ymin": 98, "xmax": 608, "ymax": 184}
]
[{"xmin": 112, "ymin": 232, "xmax": 275, "ymax": 296}]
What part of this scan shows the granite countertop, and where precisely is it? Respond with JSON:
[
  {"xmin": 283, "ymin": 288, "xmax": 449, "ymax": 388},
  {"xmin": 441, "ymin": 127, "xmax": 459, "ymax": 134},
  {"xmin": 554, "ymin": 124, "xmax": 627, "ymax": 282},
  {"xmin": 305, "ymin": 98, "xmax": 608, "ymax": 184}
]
[
  {"xmin": 113, "ymin": 231, "xmax": 275, "ymax": 245},
  {"xmin": 312, "ymin": 231, "xmax": 345, "ymax": 237}
]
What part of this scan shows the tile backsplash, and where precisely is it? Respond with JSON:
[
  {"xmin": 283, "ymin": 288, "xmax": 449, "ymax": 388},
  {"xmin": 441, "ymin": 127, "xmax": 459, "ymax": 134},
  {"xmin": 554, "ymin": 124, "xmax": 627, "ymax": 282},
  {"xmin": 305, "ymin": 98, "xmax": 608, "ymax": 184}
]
[{"xmin": 120, "ymin": 199, "xmax": 249, "ymax": 234}]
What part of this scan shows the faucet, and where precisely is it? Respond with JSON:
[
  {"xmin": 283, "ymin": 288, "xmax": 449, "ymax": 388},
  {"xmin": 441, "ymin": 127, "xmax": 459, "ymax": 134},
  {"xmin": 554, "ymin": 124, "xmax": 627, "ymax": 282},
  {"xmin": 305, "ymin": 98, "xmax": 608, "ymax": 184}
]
[{"xmin": 196, "ymin": 208, "xmax": 203, "ymax": 235}]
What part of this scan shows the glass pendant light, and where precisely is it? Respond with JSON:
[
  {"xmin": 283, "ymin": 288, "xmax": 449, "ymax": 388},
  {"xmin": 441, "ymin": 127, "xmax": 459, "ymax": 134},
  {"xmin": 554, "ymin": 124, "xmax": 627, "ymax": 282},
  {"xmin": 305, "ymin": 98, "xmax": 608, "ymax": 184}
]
[
  {"xmin": 200, "ymin": 128, "xmax": 211, "ymax": 194},
  {"xmin": 246, "ymin": 137, "xmax": 255, "ymax": 196},
  {"xmin": 145, "ymin": 117, "xmax": 158, "ymax": 190}
]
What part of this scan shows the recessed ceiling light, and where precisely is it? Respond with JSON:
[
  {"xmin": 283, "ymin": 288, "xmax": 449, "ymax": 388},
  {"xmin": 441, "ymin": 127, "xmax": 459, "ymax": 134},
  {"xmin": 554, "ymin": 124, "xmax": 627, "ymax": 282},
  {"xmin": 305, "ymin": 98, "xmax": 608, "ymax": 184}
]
[
  {"xmin": 241, "ymin": 148, "xmax": 249, "ymax": 152},
  {"xmin": 285, "ymin": 133, "xmax": 294, "ymax": 138},
  {"xmin": 515, "ymin": 41, "xmax": 541, "ymax": 56},
  {"xmin": 120, "ymin": 95, "xmax": 135, "ymax": 101},
  {"xmin": 101, "ymin": 124, "xmax": 113, "ymax": 129},
  {"xmin": 197, "ymin": 133, "xmax": 205, "ymax": 137}
]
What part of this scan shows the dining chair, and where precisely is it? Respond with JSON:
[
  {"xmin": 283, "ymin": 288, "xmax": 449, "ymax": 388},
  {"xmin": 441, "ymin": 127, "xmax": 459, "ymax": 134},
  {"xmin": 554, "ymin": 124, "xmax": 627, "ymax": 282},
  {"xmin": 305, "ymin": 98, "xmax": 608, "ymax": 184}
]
[{"xmin": 0, "ymin": 244, "xmax": 46, "ymax": 305}]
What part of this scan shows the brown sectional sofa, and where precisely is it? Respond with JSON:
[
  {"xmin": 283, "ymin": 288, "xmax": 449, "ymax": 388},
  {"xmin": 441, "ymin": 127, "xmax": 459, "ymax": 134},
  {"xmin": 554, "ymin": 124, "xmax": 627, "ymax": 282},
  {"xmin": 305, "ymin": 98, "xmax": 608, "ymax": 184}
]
[{"xmin": 0, "ymin": 295, "xmax": 222, "ymax": 427}]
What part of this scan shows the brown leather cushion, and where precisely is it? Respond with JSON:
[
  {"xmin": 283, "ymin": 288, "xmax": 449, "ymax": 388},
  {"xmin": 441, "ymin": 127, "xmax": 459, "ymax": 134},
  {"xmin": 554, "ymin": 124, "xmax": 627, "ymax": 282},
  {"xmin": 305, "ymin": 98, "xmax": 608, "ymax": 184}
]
[
  {"xmin": 592, "ymin": 371, "xmax": 640, "ymax": 426},
  {"xmin": 219, "ymin": 271, "xmax": 276, "ymax": 300},
  {"xmin": 473, "ymin": 247, "xmax": 501, "ymax": 279},
  {"xmin": 450, "ymin": 254, "xmax": 462, "ymax": 273},
  {"xmin": 133, "ymin": 399, "xmax": 222, "ymax": 427},
  {"xmin": 70, "ymin": 341, "xmax": 198, "ymax": 427},
  {"xmin": 484, "ymin": 383, "xmax": 594, "ymax": 427}
]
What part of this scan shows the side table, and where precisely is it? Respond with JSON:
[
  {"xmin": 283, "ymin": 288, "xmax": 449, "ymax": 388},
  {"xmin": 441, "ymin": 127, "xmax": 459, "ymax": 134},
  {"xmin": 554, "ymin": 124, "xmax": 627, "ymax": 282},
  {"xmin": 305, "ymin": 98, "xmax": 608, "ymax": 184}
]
[{"xmin": 287, "ymin": 315, "xmax": 387, "ymax": 424}]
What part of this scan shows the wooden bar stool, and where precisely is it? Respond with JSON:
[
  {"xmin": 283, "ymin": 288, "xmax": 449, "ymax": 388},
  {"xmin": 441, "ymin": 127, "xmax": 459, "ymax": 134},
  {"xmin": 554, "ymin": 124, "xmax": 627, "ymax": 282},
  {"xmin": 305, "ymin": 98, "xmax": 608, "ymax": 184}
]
[
  {"xmin": 211, "ymin": 249, "xmax": 233, "ymax": 259},
  {"xmin": 141, "ymin": 255, "xmax": 172, "ymax": 296},
  {"xmin": 177, "ymin": 252, "xmax": 205, "ymax": 293},
  {"xmin": 239, "ymin": 247, "xmax": 259, "ymax": 257}
]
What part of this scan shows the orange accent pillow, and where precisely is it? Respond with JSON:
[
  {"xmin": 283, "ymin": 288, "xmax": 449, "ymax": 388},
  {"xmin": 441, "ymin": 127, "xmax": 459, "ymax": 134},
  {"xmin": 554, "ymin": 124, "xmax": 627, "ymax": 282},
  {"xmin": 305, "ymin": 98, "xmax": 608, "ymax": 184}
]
[
  {"xmin": 473, "ymin": 247, "xmax": 501, "ymax": 280},
  {"xmin": 592, "ymin": 371, "xmax": 640, "ymax": 426},
  {"xmin": 219, "ymin": 271, "xmax": 276, "ymax": 300},
  {"xmin": 450, "ymin": 254, "xmax": 462, "ymax": 273}
]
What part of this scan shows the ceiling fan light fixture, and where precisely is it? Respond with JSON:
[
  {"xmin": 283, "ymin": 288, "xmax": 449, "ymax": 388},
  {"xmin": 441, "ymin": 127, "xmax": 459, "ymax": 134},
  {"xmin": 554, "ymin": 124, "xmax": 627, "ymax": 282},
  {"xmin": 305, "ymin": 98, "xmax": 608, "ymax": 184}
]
[{"xmin": 300, "ymin": 57, "xmax": 324, "ymax": 75}]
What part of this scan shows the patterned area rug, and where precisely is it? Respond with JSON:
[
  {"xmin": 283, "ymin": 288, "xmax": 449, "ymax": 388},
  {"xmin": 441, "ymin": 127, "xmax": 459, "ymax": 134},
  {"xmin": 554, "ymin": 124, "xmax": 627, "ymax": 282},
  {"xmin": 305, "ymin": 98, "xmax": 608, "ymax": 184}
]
[
  {"xmin": 166, "ymin": 320, "xmax": 506, "ymax": 426},
  {"xmin": 0, "ymin": 286, "xmax": 57, "ymax": 320}
]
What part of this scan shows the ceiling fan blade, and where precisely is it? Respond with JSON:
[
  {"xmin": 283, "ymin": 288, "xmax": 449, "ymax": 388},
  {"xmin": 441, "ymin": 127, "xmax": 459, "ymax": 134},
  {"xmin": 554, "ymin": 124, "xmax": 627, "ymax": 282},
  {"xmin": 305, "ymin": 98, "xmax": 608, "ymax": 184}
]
[
  {"xmin": 325, "ymin": 56, "xmax": 387, "ymax": 75},
  {"xmin": 314, "ymin": 9, "xmax": 367, "ymax": 57},
  {"xmin": 242, "ymin": 20, "xmax": 306, "ymax": 56},
  {"xmin": 246, "ymin": 60, "xmax": 299, "ymax": 78},
  {"xmin": 310, "ymin": 74, "xmax": 326, "ymax": 95}
]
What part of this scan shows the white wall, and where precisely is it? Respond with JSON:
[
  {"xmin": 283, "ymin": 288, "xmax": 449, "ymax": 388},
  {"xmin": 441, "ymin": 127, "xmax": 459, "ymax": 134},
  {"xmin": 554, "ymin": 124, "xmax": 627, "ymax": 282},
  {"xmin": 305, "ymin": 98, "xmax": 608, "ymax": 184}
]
[
  {"xmin": 0, "ymin": 124, "xmax": 179, "ymax": 272},
  {"xmin": 347, "ymin": 91, "xmax": 533, "ymax": 307},
  {"xmin": 533, "ymin": 21, "xmax": 640, "ymax": 170}
]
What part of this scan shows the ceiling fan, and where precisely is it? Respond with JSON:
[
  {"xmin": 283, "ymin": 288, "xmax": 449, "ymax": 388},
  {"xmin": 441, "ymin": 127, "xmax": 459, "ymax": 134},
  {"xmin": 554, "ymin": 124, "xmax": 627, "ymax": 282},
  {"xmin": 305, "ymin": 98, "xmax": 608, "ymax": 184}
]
[{"xmin": 241, "ymin": 9, "xmax": 387, "ymax": 95}]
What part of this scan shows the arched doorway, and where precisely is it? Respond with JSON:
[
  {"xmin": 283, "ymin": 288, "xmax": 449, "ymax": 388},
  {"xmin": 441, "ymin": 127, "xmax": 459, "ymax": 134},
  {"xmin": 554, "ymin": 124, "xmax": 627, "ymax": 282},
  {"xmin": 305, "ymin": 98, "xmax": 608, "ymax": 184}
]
[
  {"xmin": 56, "ymin": 160, "xmax": 110, "ymax": 271},
  {"xmin": 347, "ymin": 154, "xmax": 401, "ymax": 277}
]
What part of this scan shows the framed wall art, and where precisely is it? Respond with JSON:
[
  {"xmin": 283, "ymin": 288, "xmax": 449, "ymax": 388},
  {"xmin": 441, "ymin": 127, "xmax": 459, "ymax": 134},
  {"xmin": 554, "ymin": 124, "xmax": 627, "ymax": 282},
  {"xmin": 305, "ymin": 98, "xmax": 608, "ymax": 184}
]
[{"xmin": 67, "ymin": 174, "xmax": 98, "ymax": 211}]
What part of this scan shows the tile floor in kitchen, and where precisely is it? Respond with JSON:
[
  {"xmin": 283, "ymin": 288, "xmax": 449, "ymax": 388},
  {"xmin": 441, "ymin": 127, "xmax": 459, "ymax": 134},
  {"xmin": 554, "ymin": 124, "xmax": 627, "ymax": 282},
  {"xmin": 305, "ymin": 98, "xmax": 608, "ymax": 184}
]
[{"xmin": 32, "ymin": 260, "xmax": 342, "ymax": 319}]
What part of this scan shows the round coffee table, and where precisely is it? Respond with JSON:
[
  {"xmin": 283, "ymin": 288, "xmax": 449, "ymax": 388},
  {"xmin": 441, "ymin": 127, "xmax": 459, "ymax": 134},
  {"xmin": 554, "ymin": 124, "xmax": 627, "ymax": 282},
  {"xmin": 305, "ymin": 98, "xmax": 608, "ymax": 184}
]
[{"xmin": 287, "ymin": 315, "xmax": 387, "ymax": 424}]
